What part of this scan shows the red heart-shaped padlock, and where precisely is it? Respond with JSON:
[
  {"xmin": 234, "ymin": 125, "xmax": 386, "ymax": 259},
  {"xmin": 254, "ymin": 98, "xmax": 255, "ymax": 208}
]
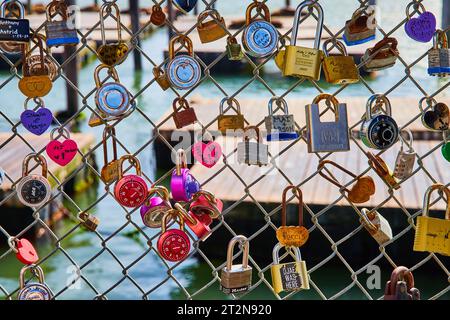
[
  {"xmin": 16, "ymin": 238, "xmax": 39, "ymax": 265},
  {"xmin": 46, "ymin": 138, "xmax": 78, "ymax": 166},
  {"xmin": 192, "ymin": 141, "xmax": 222, "ymax": 168}
]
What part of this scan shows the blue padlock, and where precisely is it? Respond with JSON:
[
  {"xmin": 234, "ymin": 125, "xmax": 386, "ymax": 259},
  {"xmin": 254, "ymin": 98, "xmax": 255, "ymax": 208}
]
[
  {"xmin": 173, "ymin": 0, "xmax": 197, "ymax": 13},
  {"xmin": 45, "ymin": 1, "xmax": 79, "ymax": 47},
  {"xmin": 265, "ymin": 97, "xmax": 299, "ymax": 141}
]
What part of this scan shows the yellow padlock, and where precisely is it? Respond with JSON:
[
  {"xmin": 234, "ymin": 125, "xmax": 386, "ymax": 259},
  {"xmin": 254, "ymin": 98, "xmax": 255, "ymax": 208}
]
[
  {"xmin": 322, "ymin": 39, "xmax": 359, "ymax": 84},
  {"xmin": 414, "ymin": 184, "xmax": 450, "ymax": 256}
]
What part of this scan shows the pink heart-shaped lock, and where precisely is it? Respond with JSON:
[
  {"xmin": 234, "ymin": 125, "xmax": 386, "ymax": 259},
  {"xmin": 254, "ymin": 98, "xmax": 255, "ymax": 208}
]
[
  {"xmin": 46, "ymin": 128, "xmax": 78, "ymax": 166},
  {"xmin": 192, "ymin": 141, "xmax": 222, "ymax": 168}
]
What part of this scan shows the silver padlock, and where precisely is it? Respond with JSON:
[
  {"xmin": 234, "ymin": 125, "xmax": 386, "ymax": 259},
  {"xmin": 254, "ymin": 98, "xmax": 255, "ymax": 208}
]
[
  {"xmin": 305, "ymin": 94, "xmax": 350, "ymax": 153},
  {"xmin": 265, "ymin": 97, "xmax": 298, "ymax": 141},
  {"xmin": 361, "ymin": 208, "xmax": 393, "ymax": 245},
  {"xmin": 45, "ymin": 1, "xmax": 79, "ymax": 47},
  {"xmin": 428, "ymin": 30, "xmax": 450, "ymax": 77},
  {"xmin": 393, "ymin": 130, "xmax": 416, "ymax": 180},
  {"xmin": 17, "ymin": 265, "xmax": 52, "ymax": 300},
  {"xmin": 237, "ymin": 126, "xmax": 269, "ymax": 166}
]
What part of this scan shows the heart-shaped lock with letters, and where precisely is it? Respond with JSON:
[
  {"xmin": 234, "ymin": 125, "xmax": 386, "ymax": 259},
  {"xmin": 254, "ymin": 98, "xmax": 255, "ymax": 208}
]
[
  {"xmin": 404, "ymin": 2, "xmax": 436, "ymax": 43},
  {"xmin": 21, "ymin": 97, "xmax": 53, "ymax": 136},
  {"xmin": 420, "ymin": 99, "xmax": 449, "ymax": 132},
  {"xmin": 192, "ymin": 131, "xmax": 222, "ymax": 168},
  {"xmin": 101, "ymin": 125, "xmax": 120, "ymax": 185},
  {"xmin": 46, "ymin": 128, "xmax": 78, "ymax": 166}
]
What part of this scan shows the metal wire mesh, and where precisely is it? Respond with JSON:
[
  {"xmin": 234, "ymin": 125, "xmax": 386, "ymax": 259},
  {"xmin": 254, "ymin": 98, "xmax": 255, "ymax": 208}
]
[{"xmin": 0, "ymin": 0, "xmax": 449, "ymax": 300}]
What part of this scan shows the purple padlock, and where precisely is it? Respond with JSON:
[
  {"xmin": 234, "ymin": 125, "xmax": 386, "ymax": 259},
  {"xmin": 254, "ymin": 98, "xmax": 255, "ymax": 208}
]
[
  {"xmin": 171, "ymin": 149, "xmax": 200, "ymax": 202},
  {"xmin": 140, "ymin": 186, "xmax": 172, "ymax": 228},
  {"xmin": 404, "ymin": 3, "xmax": 436, "ymax": 43},
  {"xmin": 21, "ymin": 97, "xmax": 53, "ymax": 136}
]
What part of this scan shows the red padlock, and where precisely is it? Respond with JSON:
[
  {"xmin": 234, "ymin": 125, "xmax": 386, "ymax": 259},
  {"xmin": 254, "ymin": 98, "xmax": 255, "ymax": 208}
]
[
  {"xmin": 114, "ymin": 155, "xmax": 148, "ymax": 208},
  {"xmin": 189, "ymin": 190, "xmax": 223, "ymax": 219},
  {"xmin": 175, "ymin": 203, "xmax": 212, "ymax": 241},
  {"xmin": 157, "ymin": 208, "xmax": 191, "ymax": 262},
  {"xmin": 9, "ymin": 238, "xmax": 39, "ymax": 265}
]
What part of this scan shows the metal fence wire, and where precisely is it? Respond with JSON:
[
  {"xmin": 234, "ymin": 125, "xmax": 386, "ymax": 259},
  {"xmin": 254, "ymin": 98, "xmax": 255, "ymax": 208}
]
[{"xmin": 0, "ymin": 0, "xmax": 449, "ymax": 300}]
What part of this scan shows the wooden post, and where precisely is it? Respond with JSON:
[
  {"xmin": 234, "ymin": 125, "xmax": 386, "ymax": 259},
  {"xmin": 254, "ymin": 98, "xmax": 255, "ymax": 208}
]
[
  {"xmin": 129, "ymin": 0, "xmax": 142, "ymax": 71},
  {"xmin": 443, "ymin": 0, "xmax": 450, "ymax": 29},
  {"xmin": 286, "ymin": 0, "xmax": 291, "ymax": 7},
  {"xmin": 64, "ymin": 0, "xmax": 79, "ymax": 117},
  {"xmin": 167, "ymin": 0, "xmax": 175, "ymax": 39}
]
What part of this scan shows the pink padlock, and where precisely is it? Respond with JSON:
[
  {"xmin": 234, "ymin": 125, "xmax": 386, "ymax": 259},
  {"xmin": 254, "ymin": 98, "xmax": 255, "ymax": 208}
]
[
  {"xmin": 9, "ymin": 238, "xmax": 39, "ymax": 265},
  {"xmin": 190, "ymin": 190, "xmax": 223, "ymax": 219},
  {"xmin": 175, "ymin": 203, "xmax": 211, "ymax": 241},
  {"xmin": 140, "ymin": 186, "xmax": 172, "ymax": 228},
  {"xmin": 171, "ymin": 149, "xmax": 200, "ymax": 202}
]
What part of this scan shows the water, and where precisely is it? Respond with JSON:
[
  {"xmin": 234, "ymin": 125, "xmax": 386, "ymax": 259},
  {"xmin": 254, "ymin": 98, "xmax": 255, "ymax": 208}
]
[{"xmin": 0, "ymin": 1, "xmax": 449, "ymax": 299}]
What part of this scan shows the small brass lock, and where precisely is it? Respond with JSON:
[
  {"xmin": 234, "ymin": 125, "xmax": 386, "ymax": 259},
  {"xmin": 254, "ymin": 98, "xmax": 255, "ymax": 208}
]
[
  {"xmin": 78, "ymin": 211, "xmax": 100, "ymax": 232},
  {"xmin": 360, "ymin": 208, "xmax": 393, "ymax": 245},
  {"xmin": 226, "ymin": 36, "xmax": 243, "ymax": 61},
  {"xmin": 197, "ymin": 9, "xmax": 227, "ymax": 43},
  {"xmin": 217, "ymin": 97, "xmax": 245, "ymax": 134},
  {"xmin": 153, "ymin": 66, "xmax": 170, "ymax": 91},
  {"xmin": 322, "ymin": 39, "xmax": 359, "ymax": 84},
  {"xmin": 101, "ymin": 125, "xmax": 120, "ymax": 184}
]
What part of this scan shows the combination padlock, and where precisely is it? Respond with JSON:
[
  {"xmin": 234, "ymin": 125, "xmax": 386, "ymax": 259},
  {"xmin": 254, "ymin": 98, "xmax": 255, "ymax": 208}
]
[
  {"xmin": 114, "ymin": 155, "xmax": 148, "ymax": 208},
  {"xmin": 217, "ymin": 97, "xmax": 245, "ymax": 134},
  {"xmin": 0, "ymin": 0, "xmax": 30, "ymax": 54},
  {"xmin": 360, "ymin": 94, "xmax": 399, "ymax": 150},
  {"xmin": 404, "ymin": 1, "xmax": 436, "ymax": 43},
  {"xmin": 172, "ymin": 97, "xmax": 197, "ymax": 129},
  {"xmin": 153, "ymin": 66, "xmax": 170, "ymax": 91},
  {"xmin": 166, "ymin": 35, "xmax": 201, "ymax": 90},
  {"xmin": 171, "ymin": 149, "xmax": 200, "ymax": 202},
  {"xmin": 322, "ymin": 39, "xmax": 359, "ymax": 84},
  {"xmin": 197, "ymin": 9, "xmax": 227, "ymax": 43},
  {"xmin": 362, "ymin": 37, "xmax": 399, "ymax": 72},
  {"xmin": 226, "ymin": 36, "xmax": 243, "ymax": 61},
  {"xmin": 420, "ymin": 98, "xmax": 449, "ymax": 132},
  {"xmin": 17, "ymin": 265, "xmax": 52, "ymax": 300},
  {"xmin": 367, "ymin": 152, "xmax": 400, "ymax": 190},
  {"xmin": 384, "ymin": 267, "xmax": 420, "ymax": 300},
  {"xmin": 190, "ymin": 189, "xmax": 223, "ymax": 219},
  {"xmin": 100, "ymin": 125, "xmax": 120, "ymax": 185},
  {"xmin": 78, "ymin": 211, "xmax": 100, "ymax": 232},
  {"xmin": 20, "ymin": 97, "xmax": 53, "ymax": 136},
  {"xmin": 237, "ymin": 126, "xmax": 269, "ymax": 166},
  {"xmin": 265, "ymin": 97, "xmax": 298, "ymax": 141},
  {"xmin": 176, "ymin": 202, "xmax": 211, "ymax": 241},
  {"xmin": 343, "ymin": 7, "xmax": 376, "ymax": 46},
  {"xmin": 16, "ymin": 153, "xmax": 51, "ymax": 208},
  {"xmin": 242, "ymin": 1, "xmax": 278, "ymax": 58},
  {"xmin": 140, "ymin": 186, "xmax": 172, "ymax": 228},
  {"xmin": 157, "ymin": 209, "xmax": 191, "ymax": 262},
  {"xmin": 428, "ymin": 30, "xmax": 450, "ymax": 77},
  {"xmin": 45, "ymin": 0, "xmax": 79, "ymax": 47},
  {"xmin": 360, "ymin": 208, "xmax": 393, "ymax": 245},
  {"xmin": 393, "ymin": 130, "xmax": 416, "ymax": 180}
]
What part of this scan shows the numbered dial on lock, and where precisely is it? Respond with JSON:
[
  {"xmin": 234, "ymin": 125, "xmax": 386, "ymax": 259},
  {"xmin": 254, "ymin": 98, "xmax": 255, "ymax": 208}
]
[
  {"xmin": 96, "ymin": 83, "xmax": 130, "ymax": 116},
  {"xmin": 18, "ymin": 176, "xmax": 50, "ymax": 206},
  {"xmin": 116, "ymin": 179, "xmax": 147, "ymax": 207},
  {"xmin": 158, "ymin": 229, "xmax": 190, "ymax": 262}
]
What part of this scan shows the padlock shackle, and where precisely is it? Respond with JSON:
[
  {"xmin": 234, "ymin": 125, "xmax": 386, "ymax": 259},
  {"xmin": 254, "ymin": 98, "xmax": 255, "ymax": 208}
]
[
  {"xmin": 281, "ymin": 185, "xmax": 304, "ymax": 227},
  {"xmin": 366, "ymin": 94, "xmax": 392, "ymax": 119},
  {"xmin": 99, "ymin": 2, "xmax": 122, "ymax": 46},
  {"xmin": 291, "ymin": 1, "xmax": 323, "ymax": 49},
  {"xmin": 94, "ymin": 64, "xmax": 120, "ymax": 89},
  {"xmin": 0, "ymin": 0, "xmax": 25, "ymax": 18},
  {"xmin": 169, "ymin": 34, "xmax": 194, "ymax": 59},
  {"xmin": 143, "ymin": 185, "xmax": 171, "ymax": 207},
  {"xmin": 366, "ymin": 151, "xmax": 390, "ymax": 177},
  {"xmin": 360, "ymin": 208, "xmax": 378, "ymax": 231},
  {"xmin": 46, "ymin": 0, "xmax": 68, "ymax": 21},
  {"xmin": 197, "ymin": 9, "xmax": 222, "ymax": 26},
  {"xmin": 268, "ymin": 96, "xmax": 289, "ymax": 116},
  {"xmin": 175, "ymin": 148, "xmax": 187, "ymax": 176},
  {"xmin": 370, "ymin": 37, "xmax": 398, "ymax": 54},
  {"xmin": 433, "ymin": 29, "xmax": 448, "ymax": 50},
  {"xmin": 192, "ymin": 189, "xmax": 217, "ymax": 204},
  {"xmin": 317, "ymin": 160, "xmax": 360, "ymax": 194},
  {"xmin": 322, "ymin": 39, "xmax": 348, "ymax": 57},
  {"xmin": 49, "ymin": 127, "xmax": 71, "ymax": 141},
  {"xmin": 311, "ymin": 93, "xmax": 340, "ymax": 119},
  {"xmin": 172, "ymin": 97, "xmax": 190, "ymax": 112},
  {"xmin": 242, "ymin": 126, "xmax": 261, "ymax": 143},
  {"xmin": 405, "ymin": 1, "xmax": 426, "ymax": 20},
  {"xmin": 226, "ymin": 235, "xmax": 250, "ymax": 271},
  {"xmin": 272, "ymin": 242, "xmax": 302, "ymax": 265},
  {"xmin": 19, "ymin": 265, "xmax": 46, "ymax": 289},
  {"xmin": 399, "ymin": 129, "xmax": 414, "ymax": 153},
  {"xmin": 22, "ymin": 153, "xmax": 48, "ymax": 177},
  {"xmin": 161, "ymin": 208, "xmax": 185, "ymax": 234},
  {"xmin": 117, "ymin": 154, "xmax": 142, "ymax": 180},
  {"xmin": 102, "ymin": 125, "xmax": 118, "ymax": 165},
  {"xmin": 23, "ymin": 97, "xmax": 45, "ymax": 111},
  {"xmin": 245, "ymin": 1, "xmax": 271, "ymax": 25},
  {"xmin": 174, "ymin": 202, "xmax": 197, "ymax": 226},
  {"xmin": 422, "ymin": 183, "xmax": 450, "ymax": 220},
  {"xmin": 387, "ymin": 266, "xmax": 415, "ymax": 295},
  {"xmin": 219, "ymin": 97, "xmax": 241, "ymax": 115}
]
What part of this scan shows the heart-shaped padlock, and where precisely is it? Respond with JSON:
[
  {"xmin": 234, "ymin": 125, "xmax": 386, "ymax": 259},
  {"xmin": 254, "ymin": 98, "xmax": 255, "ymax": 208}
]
[
  {"xmin": 173, "ymin": 0, "xmax": 197, "ymax": 13},
  {"xmin": 140, "ymin": 186, "xmax": 172, "ymax": 228},
  {"xmin": 404, "ymin": 2, "xmax": 436, "ymax": 43},
  {"xmin": 21, "ymin": 97, "xmax": 53, "ymax": 135},
  {"xmin": 192, "ymin": 131, "xmax": 222, "ymax": 168},
  {"xmin": 46, "ymin": 128, "xmax": 78, "ymax": 166},
  {"xmin": 171, "ymin": 149, "xmax": 201, "ymax": 202},
  {"xmin": 421, "ymin": 102, "xmax": 449, "ymax": 131},
  {"xmin": 9, "ymin": 238, "xmax": 39, "ymax": 265}
]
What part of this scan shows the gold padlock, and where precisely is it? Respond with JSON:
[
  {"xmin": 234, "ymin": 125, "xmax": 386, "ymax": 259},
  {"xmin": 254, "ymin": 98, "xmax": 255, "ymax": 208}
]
[
  {"xmin": 153, "ymin": 66, "xmax": 170, "ymax": 91},
  {"xmin": 366, "ymin": 152, "xmax": 400, "ymax": 190},
  {"xmin": 322, "ymin": 39, "xmax": 359, "ymax": 84},
  {"xmin": 78, "ymin": 211, "xmax": 100, "ymax": 232},
  {"xmin": 360, "ymin": 208, "xmax": 393, "ymax": 245},
  {"xmin": 217, "ymin": 97, "xmax": 245, "ymax": 134},
  {"xmin": 101, "ymin": 126, "xmax": 120, "ymax": 184},
  {"xmin": 196, "ymin": 9, "xmax": 227, "ymax": 43},
  {"xmin": 414, "ymin": 184, "xmax": 450, "ymax": 256},
  {"xmin": 226, "ymin": 36, "xmax": 243, "ymax": 61}
]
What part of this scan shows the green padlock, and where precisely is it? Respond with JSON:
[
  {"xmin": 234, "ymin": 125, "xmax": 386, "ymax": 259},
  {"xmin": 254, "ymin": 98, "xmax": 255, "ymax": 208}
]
[{"xmin": 442, "ymin": 142, "xmax": 450, "ymax": 162}]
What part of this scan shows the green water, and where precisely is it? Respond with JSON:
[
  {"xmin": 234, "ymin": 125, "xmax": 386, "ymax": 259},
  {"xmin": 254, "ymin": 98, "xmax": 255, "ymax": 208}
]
[{"xmin": 0, "ymin": 0, "xmax": 449, "ymax": 299}]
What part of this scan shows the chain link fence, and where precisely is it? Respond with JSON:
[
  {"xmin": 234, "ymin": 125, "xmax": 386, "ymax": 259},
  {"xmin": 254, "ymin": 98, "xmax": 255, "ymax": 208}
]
[{"xmin": 0, "ymin": 0, "xmax": 449, "ymax": 300}]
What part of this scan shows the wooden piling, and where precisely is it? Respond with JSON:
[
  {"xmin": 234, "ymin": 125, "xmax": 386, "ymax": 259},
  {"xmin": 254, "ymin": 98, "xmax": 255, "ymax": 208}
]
[
  {"xmin": 129, "ymin": 0, "xmax": 142, "ymax": 71},
  {"xmin": 167, "ymin": 0, "xmax": 175, "ymax": 39},
  {"xmin": 443, "ymin": 0, "xmax": 450, "ymax": 29},
  {"xmin": 64, "ymin": 0, "xmax": 79, "ymax": 117}
]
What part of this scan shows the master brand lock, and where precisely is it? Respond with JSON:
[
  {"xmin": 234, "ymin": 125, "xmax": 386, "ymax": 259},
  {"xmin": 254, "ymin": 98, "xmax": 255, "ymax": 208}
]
[
  {"xmin": 237, "ymin": 126, "xmax": 268, "ymax": 166},
  {"xmin": 360, "ymin": 94, "xmax": 399, "ymax": 150},
  {"xmin": 172, "ymin": 97, "xmax": 197, "ymax": 129},
  {"xmin": 343, "ymin": 7, "xmax": 376, "ymax": 46},
  {"xmin": 271, "ymin": 243, "xmax": 309, "ymax": 294},
  {"xmin": 101, "ymin": 126, "xmax": 119, "ymax": 185},
  {"xmin": 197, "ymin": 9, "xmax": 227, "ymax": 43},
  {"xmin": 362, "ymin": 37, "xmax": 399, "ymax": 72},
  {"xmin": 16, "ymin": 153, "xmax": 51, "ymax": 208},
  {"xmin": 276, "ymin": 0, "xmax": 324, "ymax": 80},
  {"xmin": 140, "ymin": 186, "xmax": 172, "ymax": 228},
  {"xmin": 384, "ymin": 266, "xmax": 420, "ymax": 300},
  {"xmin": 226, "ymin": 36, "xmax": 243, "ymax": 61},
  {"xmin": 175, "ymin": 202, "xmax": 211, "ymax": 241},
  {"xmin": 17, "ymin": 265, "xmax": 52, "ymax": 300},
  {"xmin": 220, "ymin": 235, "xmax": 252, "ymax": 294},
  {"xmin": 393, "ymin": 129, "xmax": 416, "ymax": 180},
  {"xmin": 45, "ymin": 0, "xmax": 79, "ymax": 47},
  {"xmin": 217, "ymin": 97, "xmax": 245, "ymax": 134},
  {"xmin": 428, "ymin": 29, "xmax": 450, "ymax": 77},
  {"xmin": 265, "ymin": 97, "xmax": 298, "ymax": 141},
  {"xmin": 360, "ymin": 208, "xmax": 392, "ymax": 245},
  {"xmin": 276, "ymin": 185, "xmax": 309, "ymax": 247},
  {"xmin": 114, "ymin": 155, "xmax": 148, "ymax": 208},
  {"xmin": 413, "ymin": 183, "xmax": 450, "ymax": 256},
  {"xmin": 242, "ymin": 1, "xmax": 278, "ymax": 58},
  {"xmin": 78, "ymin": 211, "xmax": 99, "ymax": 232},
  {"xmin": 305, "ymin": 94, "xmax": 350, "ymax": 153},
  {"xmin": 166, "ymin": 34, "xmax": 201, "ymax": 90},
  {"xmin": 0, "ymin": 0, "xmax": 29, "ymax": 54},
  {"xmin": 157, "ymin": 209, "xmax": 191, "ymax": 262},
  {"xmin": 367, "ymin": 152, "xmax": 400, "ymax": 190},
  {"xmin": 322, "ymin": 39, "xmax": 359, "ymax": 84}
]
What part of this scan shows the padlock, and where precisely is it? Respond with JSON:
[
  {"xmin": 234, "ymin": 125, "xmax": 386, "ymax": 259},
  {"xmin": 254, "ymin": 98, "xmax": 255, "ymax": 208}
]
[
  {"xmin": 393, "ymin": 129, "xmax": 416, "ymax": 180},
  {"xmin": 276, "ymin": 185, "xmax": 309, "ymax": 247},
  {"xmin": 197, "ymin": 9, "xmax": 227, "ymax": 44},
  {"xmin": 428, "ymin": 30, "xmax": 450, "ymax": 77},
  {"xmin": 172, "ymin": 97, "xmax": 197, "ymax": 129},
  {"xmin": 305, "ymin": 94, "xmax": 350, "ymax": 153},
  {"xmin": 265, "ymin": 97, "xmax": 298, "ymax": 141},
  {"xmin": 226, "ymin": 36, "xmax": 243, "ymax": 61},
  {"xmin": 114, "ymin": 155, "xmax": 148, "ymax": 208},
  {"xmin": 360, "ymin": 208, "xmax": 392, "ymax": 245},
  {"xmin": 16, "ymin": 153, "xmax": 51, "ymax": 208},
  {"xmin": 173, "ymin": 0, "xmax": 197, "ymax": 13},
  {"xmin": 217, "ymin": 97, "xmax": 245, "ymax": 134},
  {"xmin": 404, "ymin": 1, "xmax": 436, "ymax": 43},
  {"xmin": 171, "ymin": 149, "xmax": 200, "ymax": 202},
  {"xmin": 384, "ymin": 266, "xmax": 420, "ymax": 300},
  {"xmin": 24, "ymin": 33, "xmax": 58, "ymax": 81},
  {"xmin": 166, "ymin": 34, "xmax": 201, "ymax": 90},
  {"xmin": 0, "ymin": 0, "xmax": 29, "ymax": 54},
  {"xmin": 220, "ymin": 235, "xmax": 252, "ymax": 294},
  {"xmin": 176, "ymin": 202, "xmax": 211, "ymax": 241},
  {"xmin": 237, "ymin": 126, "xmax": 269, "ymax": 166},
  {"xmin": 78, "ymin": 211, "xmax": 100, "ymax": 232},
  {"xmin": 241, "ymin": 1, "xmax": 278, "ymax": 58},
  {"xmin": 366, "ymin": 152, "xmax": 400, "ymax": 190},
  {"xmin": 9, "ymin": 237, "xmax": 39, "ymax": 265},
  {"xmin": 442, "ymin": 131, "xmax": 450, "ymax": 162},
  {"xmin": 17, "ymin": 265, "xmax": 52, "ymax": 300},
  {"xmin": 192, "ymin": 131, "xmax": 222, "ymax": 168},
  {"xmin": 21, "ymin": 97, "xmax": 53, "ymax": 136},
  {"xmin": 140, "ymin": 186, "xmax": 172, "ymax": 228},
  {"xmin": 101, "ymin": 126, "xmax": 119, "ymax": 184},
  {"xmin": 420, "ymin": 98, "xmax": 449, "ymax": 132},
  {"xmin": 97, "ymin": 2, "xmax": 128, "ymax": 66},
  {"xmin": 46, "ymin": 127, "xmax": 78, "ymax": 166},
  {"xmin": 190, "ymin": 189, "xmax": 223, "ymax": 219},
  {"xmin": 318, "ymin": 160, "xmax": 376, "ymax": 204},
  {"xmin": 271, "ymin": 243, "xmax": 309, "ymax": 294},
  {"xmin": 157, "ymin": 209, "xmax": 191, "ymax": 262},
  {"xmin": 45, "ymin": 0, "xmax": 79, "ymax": 47},
  {"xmin": 153, "ymin": 66, "xmax": 170, "ymax": 91},
  {"xmin": 360, "ymin": 94, "xmax": 399, "ymax": 150},
  {"xmin": 361, "ymin": 37, "xmax": 398, "ymax": 72},
  {"xmin": 94, "ymin": 64, "xmax": 132, "ymax": 118},
  {"xmin": 413, "ymin": 183, "xmax": 450, "ymax": 256},
  {"xmin": 150, "ymin": 4, "xmax": 166, "ymax": 26},
  {"xmin": 343, "ymin": 7, "xmax": 376, "ymax": 46},
  {"xmin": 276, "ymin": 1, "xmax": 324, "ymax": 80},
  {"xmin": 322, "ymin": 39, "xmax": 359, "ymax": 84},
  {"xmin": 88, "ymin": 108, "xmax": 106, "ymax": 127}
]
